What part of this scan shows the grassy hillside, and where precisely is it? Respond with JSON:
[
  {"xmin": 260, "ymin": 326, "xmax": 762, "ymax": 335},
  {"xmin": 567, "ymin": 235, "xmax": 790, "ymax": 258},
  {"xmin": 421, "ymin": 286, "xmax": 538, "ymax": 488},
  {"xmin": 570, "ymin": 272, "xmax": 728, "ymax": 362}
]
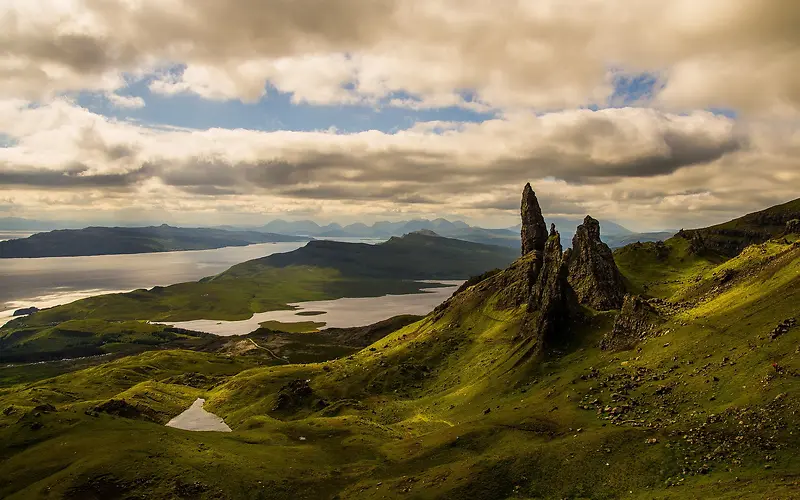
[
  {"xmin": 0, "ymin": 224, "xmax": 797, "ymax": 498},
  {"xmin": 0, "ymin": 320, "xmax": 215, "ymax": 364},
  {"xmin": 676, "ymin": 197, "xmax": 800, "ymax": 257},
  {"xmin": 0, "ymin": 225, "xmax": 307, "ymax": 258},
  {"xmin": 230, "ymin": 232, "xmax": 519, "ymax": 280}
]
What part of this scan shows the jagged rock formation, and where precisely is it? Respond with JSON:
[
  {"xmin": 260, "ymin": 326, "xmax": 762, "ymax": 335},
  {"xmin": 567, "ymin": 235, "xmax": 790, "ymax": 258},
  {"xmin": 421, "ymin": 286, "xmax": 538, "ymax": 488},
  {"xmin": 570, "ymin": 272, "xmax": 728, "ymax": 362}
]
[
  {"xmin": 493, "ymin": 185, "xmax": 551, "ymax": 309},
  {"xmin": 521, "ymin": 183, "xmax": 548, "ymax": 256},
  {"xmin": 601, "ymin": 295, "xmax": 660, "ymax": 351},
  {"xmin": 567, "ymin": 216, "xmax": 626, "ymax": 310},
  {"xmin": 527, "ymin": 228, "xmax": 574, "ymax": 346}
]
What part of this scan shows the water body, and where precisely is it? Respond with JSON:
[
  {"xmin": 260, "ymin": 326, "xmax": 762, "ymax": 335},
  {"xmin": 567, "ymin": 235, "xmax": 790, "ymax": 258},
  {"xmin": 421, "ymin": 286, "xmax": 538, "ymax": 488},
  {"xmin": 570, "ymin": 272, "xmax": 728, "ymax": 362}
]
[
  {"xmin": 0, "ymin": 238, "xmax": 385, "ymax": 327},
  {"xmin": 0, "ymin": 242, "xmax": 309, "ymax": 326},
  {"xmin": 167, "ymin": 280, "xmax": 463, "ymax": 336},
  {"xmin": 166, "ymin": 398, "xmax": 232, "ymax": 432}
]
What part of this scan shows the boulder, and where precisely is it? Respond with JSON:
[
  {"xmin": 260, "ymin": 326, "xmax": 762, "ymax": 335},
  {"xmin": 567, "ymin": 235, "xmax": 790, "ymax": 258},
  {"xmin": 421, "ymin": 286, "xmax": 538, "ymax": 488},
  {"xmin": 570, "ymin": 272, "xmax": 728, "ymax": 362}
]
[
  {"xmin": 601, "ymin": 295, "xmax": 660, "ymax": 351},
  {"xmin": 567, "ymin": 216, "xmax": 626, "ymax": 310}
]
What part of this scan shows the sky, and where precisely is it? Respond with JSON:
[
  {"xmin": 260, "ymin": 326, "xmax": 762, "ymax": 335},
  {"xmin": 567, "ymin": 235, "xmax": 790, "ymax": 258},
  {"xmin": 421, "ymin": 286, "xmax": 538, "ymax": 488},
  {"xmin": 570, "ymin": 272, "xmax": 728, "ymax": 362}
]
[{"xmin": 0, "ymin": 0, "xmax": 799, "ymax": 231}]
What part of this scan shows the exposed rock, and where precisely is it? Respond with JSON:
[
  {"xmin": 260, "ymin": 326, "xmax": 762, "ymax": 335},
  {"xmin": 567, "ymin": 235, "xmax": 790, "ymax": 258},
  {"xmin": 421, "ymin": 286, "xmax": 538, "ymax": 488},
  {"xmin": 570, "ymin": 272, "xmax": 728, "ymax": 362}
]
[
  {"xmin": 525, "ymin": 229, "xmax": 576, "ymax": 352},
  {"xmin": 94, "ymin": 399, "xmax": 160, "ymax": 422},
  {"xmin": 272, "ymin": 379, "xmax": 314, "ymax": 413},
  {"xmin": 488, "ymin": 253, "xmax": 542, "ymax": 309},
  {"xmin": 567, "ymin": 216, "xmax": 626, "ymax": 310},
  {"xmin": 12, "ymin": 307, "xmax": 39, "ymax": 317},
  {"xmin": 601, "ymin": 295, "xmax": 661, "ymax": 351},
  {"xmin": 785, "ymin": 219, "xmax": 800, "ymax": 235},
  {"xmin": 770, "ymin": 318, "xmax": 796, "ymax": 340},
  {"xmin": 521, "ymin": 183, "xmax": 548, "ymax": 257},
  {"xmin": 32, "ymin": 403, "xmax": 56, "ymax": 413}
]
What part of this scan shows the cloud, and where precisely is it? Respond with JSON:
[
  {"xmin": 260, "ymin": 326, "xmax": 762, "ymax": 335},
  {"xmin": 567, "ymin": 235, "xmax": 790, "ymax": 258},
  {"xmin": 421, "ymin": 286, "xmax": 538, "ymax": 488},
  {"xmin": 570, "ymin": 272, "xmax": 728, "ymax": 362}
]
[
  {"xmin": 0, "ymin": 0, "xmax": 798, "ymax": 113},
  {"xmin": 0, "ymin": 1, "xmax": 799, "ymax": 229},
  {"xmin": 0, "ymin": 163, "xmax": 152, "ymax": 188},
  {"xmin": 106, "ymin": 92, "xmax": 145, "ymax": 109},
  {"xmin": 1, "ymin": 98, "xmax": 794, "ymax": 230}
]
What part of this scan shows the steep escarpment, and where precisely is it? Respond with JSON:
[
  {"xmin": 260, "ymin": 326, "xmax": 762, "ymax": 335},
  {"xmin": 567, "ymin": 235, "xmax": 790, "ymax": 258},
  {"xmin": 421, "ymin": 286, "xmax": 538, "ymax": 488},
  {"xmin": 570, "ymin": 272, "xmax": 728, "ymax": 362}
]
[
  {"xmin": 677, "ymin": 196, "xmax": 800, "ymax": 257},
  {"xmin": 525, "ymin": 227, "xmax": 575, "ymax": 350}
]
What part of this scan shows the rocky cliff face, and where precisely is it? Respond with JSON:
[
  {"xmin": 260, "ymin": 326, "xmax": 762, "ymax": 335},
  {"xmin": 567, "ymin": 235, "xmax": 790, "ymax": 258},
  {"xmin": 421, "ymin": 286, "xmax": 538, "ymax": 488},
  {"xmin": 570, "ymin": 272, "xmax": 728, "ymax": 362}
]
[
  {"xmin": 567, "ymin": 216, "xmax": 626, "ymax": 310},
  {"xmin": 521, "ymin": 183, "xmax": 548, "ymax": 257},
  {"xmin": 498, "ymin": 187, "xmax": 628, "ymax": 355},
  {"xmin": 527, "ymin": 227, "xmax": 574, "ymax": 347}
]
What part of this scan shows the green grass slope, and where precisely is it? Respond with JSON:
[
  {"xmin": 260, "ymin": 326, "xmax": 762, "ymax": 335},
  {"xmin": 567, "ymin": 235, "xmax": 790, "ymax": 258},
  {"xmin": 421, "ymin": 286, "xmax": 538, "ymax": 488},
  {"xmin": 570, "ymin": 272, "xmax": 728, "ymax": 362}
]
[
  {"xmin": 677, "ymin": 197, "xmax": 800, "ymax": 257},
  {"xmin": 1, "ymin": 232, "xmax": 798, "ymax": 498},
  {"xmin": 229, "ymin": 232, "xmax": 519, "ymax": 280},
  {"xmin": 0, "ymin": 319, "xmax": 214, "ymax": 364}
]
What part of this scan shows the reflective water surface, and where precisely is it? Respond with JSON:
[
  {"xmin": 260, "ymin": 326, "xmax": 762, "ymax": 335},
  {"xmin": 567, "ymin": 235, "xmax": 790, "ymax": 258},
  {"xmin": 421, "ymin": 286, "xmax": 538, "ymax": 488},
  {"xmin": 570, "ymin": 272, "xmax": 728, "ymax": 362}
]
[{"xmin": 167, "ymin": 280, "xmax": 463, "ymax": 336}]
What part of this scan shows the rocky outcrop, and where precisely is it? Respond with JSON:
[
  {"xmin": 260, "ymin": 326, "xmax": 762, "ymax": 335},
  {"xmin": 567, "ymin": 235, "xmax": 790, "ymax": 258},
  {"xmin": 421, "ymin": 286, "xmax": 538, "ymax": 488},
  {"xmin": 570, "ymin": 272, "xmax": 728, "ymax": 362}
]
[
  {"xmin": 784, "ymin": 219, "xmax": 800, "ymax": 235},
  {"xmin": 94, "ymin": 399, "xmax": 160, "ymax": 422},
  {"xmin": 528, "ymin": 229, "xmax": 573, "ymax": 344},
  {"xmin": 12, "ymin": 307, "xmax": 39, "ymax": 317},
  {"xmin": 521, "ymin": 183, "xmax": 548, "ymax": 257},
  {"xmin": 601, "ymin": 295, "xmax": 660, "ymax": 351},
  {"xmin": 272, "ymin": 379, "xmax": 315, "ymax": 413},
  {"xmin": 567, "ymin": 216, "xmax": 626, "ymax": 310}
]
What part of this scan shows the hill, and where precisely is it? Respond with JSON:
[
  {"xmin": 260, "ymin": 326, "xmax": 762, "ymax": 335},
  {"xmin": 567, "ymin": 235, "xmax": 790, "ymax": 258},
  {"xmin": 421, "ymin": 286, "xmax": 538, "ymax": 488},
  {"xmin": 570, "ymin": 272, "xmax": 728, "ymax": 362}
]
[
  {"xmin": 0, "ymin": 187, "xmax": 798, "ymax": 499},
  {"xmin": 676, "ymin": 196, "xmax": 800, "ymax": 257},
  {"xmin": 225, "ymin": 232, "xmax": 518, "ymax": 280},
  {"xmin": 0, "ymin": 225, "xmax": 308, "ymax": 258}
]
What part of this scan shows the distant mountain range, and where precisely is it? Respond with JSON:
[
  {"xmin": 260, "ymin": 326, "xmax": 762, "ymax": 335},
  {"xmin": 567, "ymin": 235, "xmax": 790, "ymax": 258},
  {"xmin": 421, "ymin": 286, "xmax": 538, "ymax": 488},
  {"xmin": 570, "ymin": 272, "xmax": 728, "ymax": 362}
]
[
  {"xmin": 0, "ymin": 216, "xmax": 677, "ymax": 257},
  {"xmin": 238, "ymin": 217, "xmax": 675, "ymax": 249},
  {"xmin": 0, "ymin": 225, "xmax": 308, "ymax": 259},
  {"xmin": 509, "ymin": 218, "xmax": 677, "ymax": 249}
]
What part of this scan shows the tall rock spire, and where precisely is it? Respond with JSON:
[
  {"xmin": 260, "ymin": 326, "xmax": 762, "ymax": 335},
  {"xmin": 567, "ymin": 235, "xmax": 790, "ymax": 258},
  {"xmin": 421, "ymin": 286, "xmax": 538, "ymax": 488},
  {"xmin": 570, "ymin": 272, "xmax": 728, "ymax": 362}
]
[
  {"xmin": 567, "ymin": 215, "xmax": 626, "ymax": 310},
  {"xmin": 521, "ymin": 183, "xmax": 548, "ymax": 256}
]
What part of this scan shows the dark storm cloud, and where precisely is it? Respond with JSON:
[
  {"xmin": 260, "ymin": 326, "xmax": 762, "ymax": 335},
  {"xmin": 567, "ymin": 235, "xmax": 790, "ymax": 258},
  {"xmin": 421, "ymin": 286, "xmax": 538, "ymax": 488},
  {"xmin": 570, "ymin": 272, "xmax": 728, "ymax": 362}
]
[{"xmin": 0, "ymin": 163, "xmax": 153, "ymax": 188}]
